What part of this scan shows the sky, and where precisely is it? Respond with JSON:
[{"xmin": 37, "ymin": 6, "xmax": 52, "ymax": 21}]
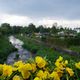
[{"xmin": 0, "ymin": 0, "xmax": 80, "ymax": 28}]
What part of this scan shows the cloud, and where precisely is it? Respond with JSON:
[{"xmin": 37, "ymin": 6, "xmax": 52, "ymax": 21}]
[
  {"xmin": 37, "ymin": 18, "xmax": 80, "ymax": 28},
  {"xmin": 0, "ymin": 0, "xmax": 80, "ymax": 20},
  {"xmin": 0, "ymin": 14, "xmax": 80, "ymax": 28},
  {"xmin": 0, "ymin": 14, "xmax": 33, "ymax": 26}
]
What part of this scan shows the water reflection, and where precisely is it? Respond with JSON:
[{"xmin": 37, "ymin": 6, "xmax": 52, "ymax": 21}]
[
  {"xmin": 9, "ymin": 36, "xmax": 24, "ymax": 49},
  {"xmin": 7, "ymin": 36, "xmax": 31, "ymax": 64}
]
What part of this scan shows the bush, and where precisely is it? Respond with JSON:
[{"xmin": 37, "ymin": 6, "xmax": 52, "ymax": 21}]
[{"xmin": 0, "ymin": 36, "xmax": 17, "ymax": 63}]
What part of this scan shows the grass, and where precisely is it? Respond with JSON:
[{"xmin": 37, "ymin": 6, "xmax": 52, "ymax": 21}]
[
  {"xmin": 69, "ymin": 46, "xmax": 80, "ymax": 53},
  {"xmin": 0, "ymin": 36, "xmax": 17, "ymax": 63},
  {"xmin": 16, "ymin": 34, "xmax": 80, "ymax": 63}
]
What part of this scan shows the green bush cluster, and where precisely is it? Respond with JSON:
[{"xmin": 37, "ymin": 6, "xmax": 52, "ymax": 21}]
[{"xmin": 0, "ymin": 36, "xmax": 17, "ymax": 63}]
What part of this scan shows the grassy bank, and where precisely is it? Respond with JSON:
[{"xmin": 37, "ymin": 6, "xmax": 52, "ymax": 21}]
[
  {"xmin": 69, "ymin": 46, "xmax": 80, "ymax": 53},
  {"xmin": 0, "ymin": 36, "xmax": 16, "ymax": 63},
  {"xmin": 16, "ymin": 34, "xmax": 80, "ymax": 63}
]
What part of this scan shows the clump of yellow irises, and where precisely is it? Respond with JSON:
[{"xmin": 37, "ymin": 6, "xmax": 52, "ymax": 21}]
[{"xmin": 0, "ymin": 56, "xmax": 80, "ymax": 80}]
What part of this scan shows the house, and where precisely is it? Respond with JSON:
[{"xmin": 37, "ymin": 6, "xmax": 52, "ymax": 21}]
[
  {"xmin": 34, "ymin": 32, "xmax": 42, "ymax": 38},
  {"xmin": 74, "ymin": 28, "xmax": 80, "ymax": 33},
  {"xmin": 58, "ymin": 31, "xmax": 76, "ymax": 38}
]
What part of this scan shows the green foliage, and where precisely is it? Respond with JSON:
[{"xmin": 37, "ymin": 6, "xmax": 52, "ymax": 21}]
[
  {"xmin": 0, "ymin": 36, "xmax": 17, "ymax": 63},
  {"xmin": 0, "ymin": 23, "xmax": 12, "ymax": 35},
  {"xmin": 16, "ymin": 35, "xmax": 80, "ymax": 64},
  {"xmin": 0, "ymin": 22, "xmax": 80, "ymax": 64},
  {"xmin": 69, "ymin": 46, "xmax": 80, "ymax": 53}
]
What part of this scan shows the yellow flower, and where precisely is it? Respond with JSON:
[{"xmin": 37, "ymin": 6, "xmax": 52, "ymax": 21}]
[
  {"xmin": 14, "ymin": 61, "xmax": 24, "ymax": 67},
  {"xmin": 55, "ymin": 61, "xmax": 64, "ymax": 70},
  {"xmin": 13, "ymin": 75, "xmax": 21, "ymax": 80},
  {"xmin": 35, "ymin": 56, "xmax": 46, "ymax": 68},
  {"xmin": 24, "ymin": 63, "xmax": 32, "ymax": 70},
  {"xmin": 18, "ymin": 64, "xmax": 31, "ymax": 79},
  {"xmin": 57, "ymin": 56, "xmax": 63, "ymax": 62},
  {"xmin": 37, "ymin": 70, "xmax": 49, "ymax": 79},
  {"xmin": 12, "ymin": 67, "xmax": 18, "ymax": 71},
  {"xmin": 21, "ymin": 70, "xmax": 30, "ymax": 79},
  {"xmin": 54, "ymin": 68, "xmax": 63, "ymax": 77},
  {"xmin": 37, "ymin": 70, "xmax": 44, "ymax": 79},
  {"xmin": 34, "ymin": 77, "xmax": 42, "ymax": 80},
  {"xmin": 66, "ymin": 67, "xmax": 74, "ymax": 76},
  {"xmin": 75, "ymin": 62, "xmax": 80, "ymax": 69},
  {"xmin": 31, "ymin": 63, "xmax": 37, "ymax": 72},
  {"xmin": 2, "ymin": 64, "xmax": 12, "ymax": 76},
  {"xmin": 43, "ymin": 71, "xmax": 50, "ymax": 79},
  {"xmin": 64, "ymin": 60, "xmax": 68, "ymax": 65},
  {"xmin": 50, "ymin": 71, "xmax": 60, "ymax": 80}
]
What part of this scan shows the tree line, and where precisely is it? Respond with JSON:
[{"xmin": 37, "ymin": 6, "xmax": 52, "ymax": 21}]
[{"xmin": 0, "ymin": 23, "xmax": 78, "ymax": 36}]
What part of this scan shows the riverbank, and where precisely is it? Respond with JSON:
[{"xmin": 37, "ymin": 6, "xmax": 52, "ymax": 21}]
[
  {"xmin": 0, "ymin": 36, "xmax": 17, "ymax": 63},
  {"xmin": 0, "ymin": 34, "xmax": 79, "ymax": 64},
  {"xmin": 15, "ymin": 34, "xmax": 80, "ymax": 63},
  {"xmin": 69, "ymin": 46, "xmax": 80, "ymax": 53}
]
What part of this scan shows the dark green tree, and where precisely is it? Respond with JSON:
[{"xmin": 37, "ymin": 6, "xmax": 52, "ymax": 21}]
[
  {"xmin": 0, "ymin": 23, "xmax": 11, "ymax": 35},
  {"xmin": 27, "ymin": 23, "xmax": 36, "ymax": 33}
]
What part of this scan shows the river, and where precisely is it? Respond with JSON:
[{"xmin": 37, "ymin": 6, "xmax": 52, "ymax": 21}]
[{"xmin": 6, "ymin": 36, "xmax": 31, "ymax": 64}]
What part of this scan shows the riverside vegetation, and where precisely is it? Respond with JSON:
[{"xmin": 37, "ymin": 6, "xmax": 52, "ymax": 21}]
[
  {"xmin": 0, "ymin": 36, "xmax": 17, "ymax": 63},
  {"xmin": 0, "ymin": 56, "xmax": 80, "ymax": 80},
  {"xmin": 0, "ymin": 23, "xmax": 80, "ymax": 80}
]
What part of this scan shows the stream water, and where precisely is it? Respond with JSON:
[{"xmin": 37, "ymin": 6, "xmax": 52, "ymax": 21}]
[{"xmin": 6, "ymin": 36, "xmax": 31, "ymax": 64}]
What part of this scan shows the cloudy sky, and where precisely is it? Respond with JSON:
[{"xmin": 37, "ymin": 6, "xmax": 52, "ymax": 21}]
[{"xmin": 0, "ymin": 0, "xmax": 80, "ymax": 28}]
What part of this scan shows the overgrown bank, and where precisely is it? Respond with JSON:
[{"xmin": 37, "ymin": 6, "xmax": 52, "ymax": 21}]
[
  {"xmin": 0, "ymin": 36, "xmax": 17, "ymax": 63},
  {"xmin": 16, "ymin": 34, "xmax": 80, "ymax": 63}
]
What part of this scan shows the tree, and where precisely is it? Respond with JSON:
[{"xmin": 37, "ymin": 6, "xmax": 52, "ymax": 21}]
[
  {"xmin": 51, "ymin": 24, "xmax": 58, "ymax": 34},
  {"xmin": 0, "ymin": 23, "xmax": 11, "ymax": 35},
  {"xmin": 12, "ymin": 26, "xmax": 22, "ymax": 34},
  {"xmin": 36, "ymin": 25, "xmax": 45, "ymax": 33},
  {"xmin": 27, "ymin": 23, "xmax": 36, "ymax": 33}
]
